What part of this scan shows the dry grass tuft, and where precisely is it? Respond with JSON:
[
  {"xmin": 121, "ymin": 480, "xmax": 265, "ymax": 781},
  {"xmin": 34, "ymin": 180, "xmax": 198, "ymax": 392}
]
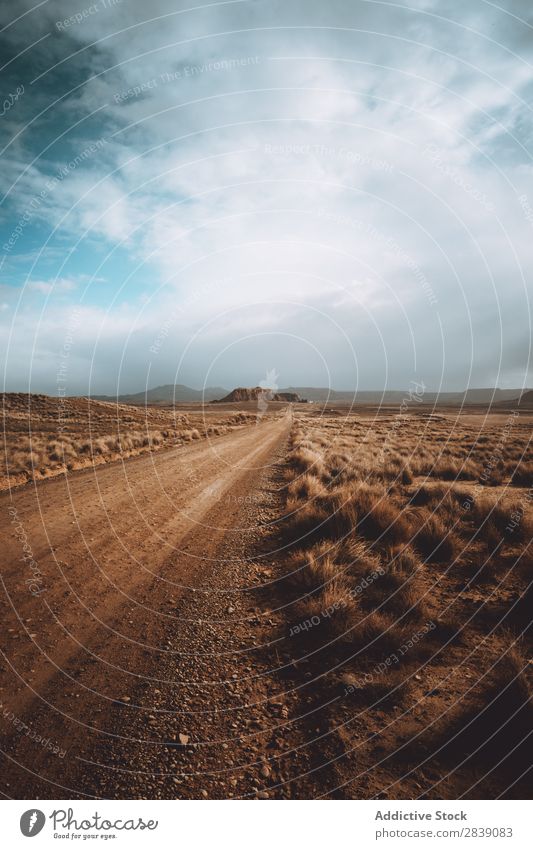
[{"xmin": 0, "ymin": 392, "xmax": 262, "ymax": 489}]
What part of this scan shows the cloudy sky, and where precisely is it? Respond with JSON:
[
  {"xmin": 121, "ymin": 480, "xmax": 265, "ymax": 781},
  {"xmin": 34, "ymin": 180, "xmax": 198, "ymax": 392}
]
[{"xmin": 0, "ymin": 0, "xmax": 532, "ymax": 395}]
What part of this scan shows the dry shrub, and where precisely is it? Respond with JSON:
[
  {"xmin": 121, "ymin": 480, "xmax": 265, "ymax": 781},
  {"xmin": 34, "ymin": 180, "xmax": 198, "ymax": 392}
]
[
  {"xmin": 2, "ymin": 395, "xmax": 260, "ymax": 489},
  {"xmin": 287, "ymin": 473, "xmax": 328, "ymax": 502},
  {"xmin": 351, "ymin": 542, "xmax": 428, "ymax": 624},
  {"xmin": 401, "ymin": 467, "xmax": 413, "ymax": 485},
  {"xmin": 301, "ymin": 578, "xmax": 360, "ymax": 641},
  {"xmin": 9, "ymin": 451, "xmax": 30, "ymax": 473},
  {"xmin": 362, "ymin": 566, "xmax": 427, "ymax": 624},
  {"xmin": 470, "ymin": 497, "xmax": 532, "ymax": 545},
  {"xmin": 409, "ymin": 484, "xmax": 472, "ymax": 510},
  {"xmin": 353, "ymin": 483, "xmax": 412, "ymax": 547},
  {"xmin": 289, "ymin": 446, "xmax": 325, "ymax": 477},
  {"xmin": 47, "ymin": 441, "xmax": 67, "ymax": 462},
  {"xmin": 324, "ymin": 452, "xmax": 353, "ymax": 479},
  {"xmin": 342, "ymin": 536, "xmax": 383, "ymax": 581},
  {"xmin": 429, "ymin": 458, "xmax": 479, "ymax": 481},
  {"xmin": 464, "ymin": 544, "xmax": 506, "ymax": 586},
  {"xmin": 283, "ymin": 499, "xmax": 331, "ymax": 545},
  {"xmin": 284, "ymin": 489, "xmax": 358, "ymax": 546},
  {"xmin": 385, "ymin": 545, "xmax": 422, "ymax": 576},
  {"xmin": 298, "ymin": 439, "xmax": 320, "ymax": 451},
  {"xmin": 4, "ymin": 422, "xmax": 218, "ymax": 483},
  {"xmin": 94, "ymin": 437, "xmax": 111, "ymax": 454},
  {"xmin": 118, "ymin": 434, "xmax": 134, "ymax": 451},
  {"xmin": 510, "ymin": 461, "xmax": 533, "ymax": 488},
  {"xmin": 376, "ymin": 456, "xmax": 413, "ymax": 485},
  {"xmin": 482, "ymin": 463, "xmax": 506, "ymax": 487},
  {"xmin": 25, "ymin": 450, "xmax": 43, "ymax": 470},
  {"xmin": 409, "ymin": 484, "xmax": 443, "ymax": 506},
  {"xmin": 286, "ymin": 542, "xmax": 340, "ymax": 592},
  {"xmin": 410, "ymin": 508, "xmax": 460, "ymax": 563}
]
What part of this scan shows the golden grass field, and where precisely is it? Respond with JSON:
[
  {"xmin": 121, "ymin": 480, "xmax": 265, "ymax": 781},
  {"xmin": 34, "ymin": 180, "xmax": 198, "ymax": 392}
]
[
  {"xmin": 0, "ymin": 393, "xmax": 258, "ymax": 490},
  {"xmin": 277, "ymin": 405, "xmax": 533, "ymax": 798}
]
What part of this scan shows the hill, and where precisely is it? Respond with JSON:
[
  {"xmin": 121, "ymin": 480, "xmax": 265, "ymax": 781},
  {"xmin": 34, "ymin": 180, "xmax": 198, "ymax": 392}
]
[
  {"xmin": 91, "ymin": 384, "xmax": 530, "ymax": 406},
  {"xmin": 517, "ymin": 390, "xmax": 533, "ymax": 407},
  {"xmin": 93, "ymin": 384, "xmax": 228, "ymax": 404},
  {"xmin": 500, "ymin": 389, "xmax": 533, "ymax": 408},
  {"xmin": 213, "ymin": 387, "xmax": 302, "ymax": 403},
  {"xmin": 280, "ymin": 387, "xmax": 529, "ymax": 405}
]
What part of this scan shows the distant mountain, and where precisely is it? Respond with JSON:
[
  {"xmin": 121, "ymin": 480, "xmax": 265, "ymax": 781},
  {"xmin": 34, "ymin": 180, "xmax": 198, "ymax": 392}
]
[
  {"xmin": 456, "ymin": 388, "xmax": 527, "ymax": 405},
  {"xmin": 518, "ymin": 390, "xmax": 533, "ymax": 407},
  {"xmin": 93, "ymin": 384, "xmax": 228, "ymax": 404},
  {"xmin": 91, "ymin": 384, "xmax": 531, "ymax": 406},
  {"xmin": 280, "ymin": 386, "xmax": 359, "ymax": 402},
  {"xmin": 213, "ymin": 387, "xmax": 302, "ymax": 403},
  {"xmin": 281, "ymin": 387, "xmax": 529, "ymax": 405},
  {"xmin": 500, "ymin": 389, "xmax": 533, "ymax": 408}
]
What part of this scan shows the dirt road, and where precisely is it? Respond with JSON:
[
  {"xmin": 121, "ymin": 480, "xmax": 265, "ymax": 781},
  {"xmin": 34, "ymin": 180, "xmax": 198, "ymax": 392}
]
[{"xmin": 0, "ymin": 413, "xmax": 293, "ymax": 798}]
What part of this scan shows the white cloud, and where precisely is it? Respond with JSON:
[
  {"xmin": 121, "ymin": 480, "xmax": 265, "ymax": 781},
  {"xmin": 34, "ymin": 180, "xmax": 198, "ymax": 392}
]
[
  {"xmin": 1, "ymin": 0, "xmax": 532, "ymax": 391},
  {"xmin": 27, "ymin": 277, "xmax": 77, "ymax": 294}
]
